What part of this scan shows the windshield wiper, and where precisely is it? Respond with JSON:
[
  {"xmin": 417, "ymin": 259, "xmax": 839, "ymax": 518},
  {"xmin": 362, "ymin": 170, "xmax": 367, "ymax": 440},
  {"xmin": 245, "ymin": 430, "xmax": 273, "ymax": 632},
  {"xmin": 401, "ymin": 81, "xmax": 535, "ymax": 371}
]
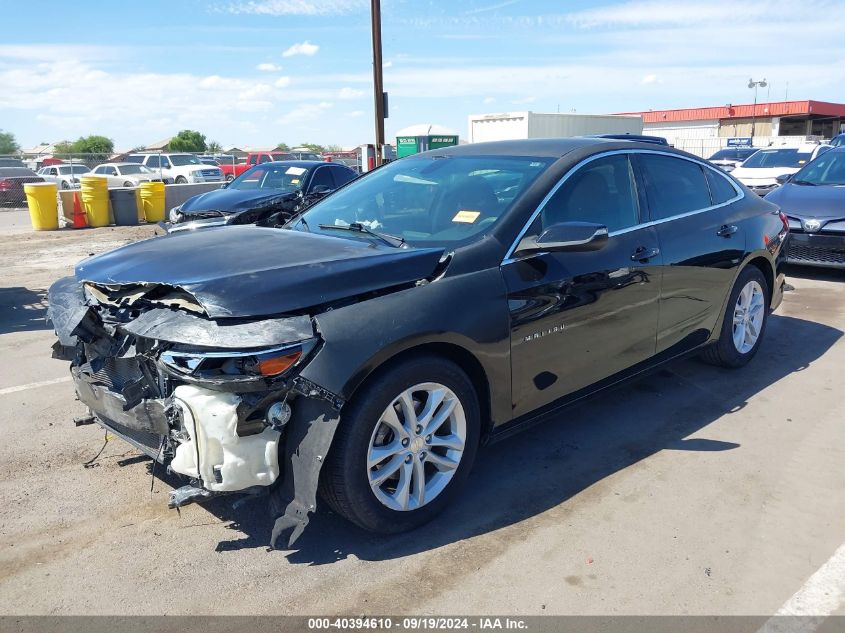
[
  {"xmin": 791, "ymin": 179, "xmax": 817, "ymax": 186},
  {"xmin": 318, "ymin": 222, "xmax": 406, "ymax": 248}
]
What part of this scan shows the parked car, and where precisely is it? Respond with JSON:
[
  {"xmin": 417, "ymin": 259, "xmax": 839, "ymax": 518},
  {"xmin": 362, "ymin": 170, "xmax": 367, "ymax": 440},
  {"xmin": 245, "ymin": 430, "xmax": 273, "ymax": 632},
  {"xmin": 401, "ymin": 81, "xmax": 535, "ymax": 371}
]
[
  {"xmin": 731, "ymin": 144, "xmax": 833, "ymax": 195},
  {"xmin": 37, "ymin": 163, "xmax": 90, "ymax": 189},
  {"xmin": 707, "ymin": 148, "xmax": 759, "ymax": 172},
  {"xmin": 167, "ymin": 161, "xmax": 357, "ymax": 231},
  {"xmin": 0, "ymin": 167, "xmax": 44, "ymax": 206},
  {"xmin": 89, "ymin": 163, "xmax": 175, "ymax": 187},
  {"xmin": 765, "ymin": 147, "xmax": 845, "ymax": 268},
  {"xmin": 125, "ymin": 153, "xmax": 224, "ymax": 184},
  {"xmin": 829, "ymin": 133, "xmax": 845, "ymax": 148},
  {"xmin": 218, "ymin": 151, "xmax": 295, "ymax": 182},
  {"xmin": 0, "ymin": 158, "xmax": 25, "ymax": 168},
  {"xmin": 198, "ymin": 157, "xmax": 220, "ymax": 167},
  {"xmin": 47, "ymin": 138, "xmax": 787, "ymax": 547},
  {"xmin": 289, "ymin": 147, "xmax": 324, "ymax": 161}
]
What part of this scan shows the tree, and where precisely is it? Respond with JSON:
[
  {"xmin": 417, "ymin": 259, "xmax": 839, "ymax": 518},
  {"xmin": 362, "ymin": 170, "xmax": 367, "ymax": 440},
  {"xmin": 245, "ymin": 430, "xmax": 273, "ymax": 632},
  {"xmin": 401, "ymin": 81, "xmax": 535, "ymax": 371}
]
[
  {"xmin": 324, "ymin": 144, "xmax": 343, "ymax": 152},
  {"xmin": 168, "ymin": 129, "xmax": 207, "ymax": 153},
  {"xmin": 275, "ymin": 142, "xmax": 290, "ymax": 151},
  {"xmin": 0, "ymin": 130, "xmax": 20, "ymax": 155},
  {"xmin": 207, "ymin": 140, "xmax": 223, "ymax": 154},
  {"xmin": 73, "ymin": 135, "xmax": 114, "ymax": 158},
  {"xmin": 298, "ymin": 142, "xmax": 325, "ymax": 153}
]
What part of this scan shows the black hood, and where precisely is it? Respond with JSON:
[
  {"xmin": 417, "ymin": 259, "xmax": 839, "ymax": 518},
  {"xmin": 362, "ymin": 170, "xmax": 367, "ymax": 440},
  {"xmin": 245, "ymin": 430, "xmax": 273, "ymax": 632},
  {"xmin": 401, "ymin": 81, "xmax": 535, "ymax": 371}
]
[
  {"xmin": 180, "ymin": 187, "xmax": 298, "ymax": 216},
  {"xmin": 75, "ymin": 226, "xmax": 445, "ymax": 319},
  {"xmin": 765, "ymin": 183, "xmax": 845, "ymax": 219}
]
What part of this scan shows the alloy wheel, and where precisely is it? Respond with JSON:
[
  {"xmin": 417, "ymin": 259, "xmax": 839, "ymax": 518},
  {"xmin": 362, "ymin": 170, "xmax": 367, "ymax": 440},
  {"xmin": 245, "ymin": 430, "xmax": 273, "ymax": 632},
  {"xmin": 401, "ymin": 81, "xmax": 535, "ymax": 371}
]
[
  {"xmin": 367, "ymin": 382, "xmax": 466, "ymax": 512},
  {"xmin": 732, "ymin": 280, "xmax": 765, "ymax": 354}
]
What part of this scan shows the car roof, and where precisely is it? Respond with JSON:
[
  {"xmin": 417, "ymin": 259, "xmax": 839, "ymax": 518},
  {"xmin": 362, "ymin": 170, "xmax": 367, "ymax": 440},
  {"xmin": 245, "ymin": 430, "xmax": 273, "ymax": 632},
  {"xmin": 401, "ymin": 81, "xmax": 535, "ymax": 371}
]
[
  {"xmin": 262, "ymin": 160, "xmax": 345, "ymax": 168},
  {"xmin": 414, "ymin": 137, "xmax": 689, "ymax": 159}
]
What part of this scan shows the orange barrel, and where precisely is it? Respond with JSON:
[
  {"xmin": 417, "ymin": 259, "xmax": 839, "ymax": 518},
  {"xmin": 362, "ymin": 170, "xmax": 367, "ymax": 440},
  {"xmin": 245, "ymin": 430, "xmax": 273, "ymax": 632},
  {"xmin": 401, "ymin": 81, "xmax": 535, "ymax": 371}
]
[
  {"xmin": 79, "ymin": 175, "xmax": 110, "ymax": 227},
  {"xmin": 24, "ymin": 182, "xmax": 59, "ymax": 231},
  {"xmin": 139, "ymin": 181, "xmax": 166, "ymax": 222}
]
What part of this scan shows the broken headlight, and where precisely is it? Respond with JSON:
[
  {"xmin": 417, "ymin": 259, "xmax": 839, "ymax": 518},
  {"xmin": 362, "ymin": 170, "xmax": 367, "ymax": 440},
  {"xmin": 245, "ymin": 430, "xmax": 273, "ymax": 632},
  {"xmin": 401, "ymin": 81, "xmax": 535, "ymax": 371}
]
[
  {"xmin": 160, "ymin": 339, "xmax": 316, "ymax": 381},
  {"xmin": 168, "ymin": 205, "xmax": 183, "ymax": 223}
]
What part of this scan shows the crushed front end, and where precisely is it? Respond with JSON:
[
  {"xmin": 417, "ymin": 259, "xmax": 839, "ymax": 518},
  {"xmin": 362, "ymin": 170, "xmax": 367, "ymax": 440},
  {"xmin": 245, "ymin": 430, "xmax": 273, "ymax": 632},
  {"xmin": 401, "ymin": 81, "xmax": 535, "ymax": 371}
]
[{"xmin": 47, "ymin": 275, "xmax": 342, "ymax": 547}]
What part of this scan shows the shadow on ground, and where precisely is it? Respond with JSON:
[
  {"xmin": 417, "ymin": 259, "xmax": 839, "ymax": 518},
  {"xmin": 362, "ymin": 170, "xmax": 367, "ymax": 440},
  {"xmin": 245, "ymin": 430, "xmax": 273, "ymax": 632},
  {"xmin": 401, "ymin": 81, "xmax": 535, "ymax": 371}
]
[
  {"xmin": 147, "ymin": 314, "xmax": 841, "ymax": 563},
  {"xmin": 784, "ymin": 264, "xmax": 845, "ymax": 282},
  {"xmin": 0, "ymin": 287, "xmax": 50, "ymax": 334}
]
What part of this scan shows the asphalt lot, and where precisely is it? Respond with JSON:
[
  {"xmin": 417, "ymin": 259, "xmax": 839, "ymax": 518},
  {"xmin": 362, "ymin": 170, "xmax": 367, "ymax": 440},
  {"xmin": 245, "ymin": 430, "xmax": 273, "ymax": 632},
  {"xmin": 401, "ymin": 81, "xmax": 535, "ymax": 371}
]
[{"xmin": 0, "ymin": 208, "xmax": 843, "ymax": 616}]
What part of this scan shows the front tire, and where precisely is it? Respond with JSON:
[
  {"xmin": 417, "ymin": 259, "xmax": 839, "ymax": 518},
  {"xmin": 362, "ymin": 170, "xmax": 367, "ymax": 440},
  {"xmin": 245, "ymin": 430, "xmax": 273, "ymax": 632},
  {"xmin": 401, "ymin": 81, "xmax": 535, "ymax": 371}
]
[
  {"xmin": 225, "ymin": 174, "xmax": 235, "ymax": 183},
  {"xmin": 175, "ymin": 176, "xmax": 187, "ymax": 184},
  {"xmin": 320, "ymin": 354, "xmax": 480, "ymax": 534},
  {"xmin": 702, "ymin": 265, "xmax": 769, "ymax": 368}
]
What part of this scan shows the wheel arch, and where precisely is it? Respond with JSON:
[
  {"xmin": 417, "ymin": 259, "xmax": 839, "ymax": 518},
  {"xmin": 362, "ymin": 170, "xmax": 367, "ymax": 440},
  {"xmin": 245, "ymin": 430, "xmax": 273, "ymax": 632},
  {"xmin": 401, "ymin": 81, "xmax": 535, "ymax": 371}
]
[
  {"xmin": 340, "ymin": 340, "xmax": 495, "ymax": 442},
  {"xmin": 710, "ymin": 250, "xmax": 777, "ymax": 343}
]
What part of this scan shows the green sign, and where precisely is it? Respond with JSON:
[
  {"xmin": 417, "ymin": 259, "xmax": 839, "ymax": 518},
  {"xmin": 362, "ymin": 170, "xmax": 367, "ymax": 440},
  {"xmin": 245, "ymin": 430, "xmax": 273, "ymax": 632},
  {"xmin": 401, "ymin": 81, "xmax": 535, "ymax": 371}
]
[
  {"xmin": 396, "ymin": 136, "xmax": 419, "ymax": 158},
  {"xmin": 428, "ymin": 135, "xmax": 459, "ymax": 150}
]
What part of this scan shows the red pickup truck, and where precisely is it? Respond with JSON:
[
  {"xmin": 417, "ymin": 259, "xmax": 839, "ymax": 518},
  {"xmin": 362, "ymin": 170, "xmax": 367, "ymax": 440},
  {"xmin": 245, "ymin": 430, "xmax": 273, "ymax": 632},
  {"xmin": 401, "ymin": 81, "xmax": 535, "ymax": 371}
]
[{"xmin": 219, "ymin": 151, "xmax": 294, "ymax": 182}]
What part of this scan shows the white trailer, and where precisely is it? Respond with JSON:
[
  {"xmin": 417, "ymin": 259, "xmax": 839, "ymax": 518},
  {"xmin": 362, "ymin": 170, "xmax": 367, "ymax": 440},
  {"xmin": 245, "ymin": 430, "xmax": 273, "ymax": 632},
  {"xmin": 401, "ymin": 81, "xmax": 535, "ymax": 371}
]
[{"xmin": 468, "ymin": 111, "xmax": 643, "ymax": 143}]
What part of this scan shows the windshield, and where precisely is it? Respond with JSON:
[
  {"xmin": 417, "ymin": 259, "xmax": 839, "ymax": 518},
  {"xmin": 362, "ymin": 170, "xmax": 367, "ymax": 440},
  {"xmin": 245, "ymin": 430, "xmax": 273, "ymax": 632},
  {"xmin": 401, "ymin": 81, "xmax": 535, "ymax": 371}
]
[
  {"xmin": 169, "ymin": 154, "xmax": 201, "ymax": 166},
  {"xmin": 292, "ymin": 155, "xmax": 553, "ymax": 246},
  {"xmin": 117, "ymin": 164, "xmax": 152, "ymax": 175},
  {"xmin": 742, "ymin": 148, "xmax": 812, "ymax": 169},
  {"xmin": 229, "ymin": 163, "xmax": 310, "ymax": 191},
  {"xmin": 790, "ymin": 151, "xmax": 845, "ymax": 185}
]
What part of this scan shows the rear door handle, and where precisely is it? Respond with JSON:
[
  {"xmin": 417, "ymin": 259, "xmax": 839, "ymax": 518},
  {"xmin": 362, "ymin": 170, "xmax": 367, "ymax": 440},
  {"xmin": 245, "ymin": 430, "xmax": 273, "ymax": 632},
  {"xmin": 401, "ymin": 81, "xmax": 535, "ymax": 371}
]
[
  {"xmin": 717, "ymin": 224, "xmax": 738, "ymax": 237},
  {"xmin": 631, "ymin": 246, "xmax": 660, "ymax": 262}
]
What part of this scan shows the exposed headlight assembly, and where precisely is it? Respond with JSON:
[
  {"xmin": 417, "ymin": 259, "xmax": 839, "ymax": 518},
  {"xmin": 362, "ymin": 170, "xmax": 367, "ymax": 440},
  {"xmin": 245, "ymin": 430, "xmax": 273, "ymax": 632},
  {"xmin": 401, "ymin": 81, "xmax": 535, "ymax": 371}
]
[
  {"xmin": 168, "ymin": 205, "xmax": 183, "ymax": 223},
  {"xmin": 160, "ymin": 340, "xmax": 317, "ymax": 383}
]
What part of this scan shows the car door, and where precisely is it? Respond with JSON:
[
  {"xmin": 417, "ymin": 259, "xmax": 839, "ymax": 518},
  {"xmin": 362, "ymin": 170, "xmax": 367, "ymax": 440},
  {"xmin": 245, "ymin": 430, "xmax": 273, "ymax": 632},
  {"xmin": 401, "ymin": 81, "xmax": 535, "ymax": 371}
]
[
  {"xmin": 503, "ymin": 152, "xmax": 662, "ymax": 419},
  {"xmin": 635, "ymin": 152, "xmax": 745, "ymax": 354}
]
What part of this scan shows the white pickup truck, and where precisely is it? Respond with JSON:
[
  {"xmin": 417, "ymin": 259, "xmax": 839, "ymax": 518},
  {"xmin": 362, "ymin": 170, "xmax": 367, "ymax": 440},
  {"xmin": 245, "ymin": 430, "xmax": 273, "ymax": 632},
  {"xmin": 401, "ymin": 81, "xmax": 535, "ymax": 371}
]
[{"xmin": 126, "ymin": 153, "xmax": 224, "ymax": 184}]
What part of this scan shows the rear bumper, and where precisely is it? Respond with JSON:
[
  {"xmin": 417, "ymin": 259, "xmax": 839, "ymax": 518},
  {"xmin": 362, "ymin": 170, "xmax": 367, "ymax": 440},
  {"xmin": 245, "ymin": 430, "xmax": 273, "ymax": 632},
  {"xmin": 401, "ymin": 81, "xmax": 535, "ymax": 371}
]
[{"xmin": 786, "ymin": 232, "xmax": 845, "ymax": 269}]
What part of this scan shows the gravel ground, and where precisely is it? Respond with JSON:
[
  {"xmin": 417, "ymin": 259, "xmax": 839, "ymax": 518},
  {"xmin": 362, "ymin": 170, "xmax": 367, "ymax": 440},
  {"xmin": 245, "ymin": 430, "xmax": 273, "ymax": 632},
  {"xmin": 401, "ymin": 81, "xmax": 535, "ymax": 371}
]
[{"xmin": 0, "ymin": 210, "xmax": 843, "ymax": 617}]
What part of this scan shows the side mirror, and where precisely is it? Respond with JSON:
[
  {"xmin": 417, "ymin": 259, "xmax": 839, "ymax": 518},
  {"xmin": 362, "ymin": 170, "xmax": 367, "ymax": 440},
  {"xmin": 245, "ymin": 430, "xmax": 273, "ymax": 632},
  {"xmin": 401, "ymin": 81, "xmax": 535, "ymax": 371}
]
[
  {"xmin": 515, "ymin": 221, "xmax": 609, "ymax": 255},
  {"xmin": 311, "ymin": 184, "xmax": 332, "ymax": 194},
  {"xmin": 775, "ymin": 173, "xmax": 792, "ymax": 185}
]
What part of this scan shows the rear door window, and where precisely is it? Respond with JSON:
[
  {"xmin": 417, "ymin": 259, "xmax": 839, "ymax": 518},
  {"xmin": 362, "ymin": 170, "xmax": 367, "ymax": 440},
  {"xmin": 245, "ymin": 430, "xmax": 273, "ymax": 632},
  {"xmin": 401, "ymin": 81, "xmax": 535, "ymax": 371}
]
[
  {"xmin": 146, "ymin": 156, "xmax": 160, "ymax": 168},
  {"xmin": 330, "ymin": 165, "xmax": 356, "ymax": 187},
  {"xmin": 638, "ymin": 154, "xmax": 712, "ymax": 220}
]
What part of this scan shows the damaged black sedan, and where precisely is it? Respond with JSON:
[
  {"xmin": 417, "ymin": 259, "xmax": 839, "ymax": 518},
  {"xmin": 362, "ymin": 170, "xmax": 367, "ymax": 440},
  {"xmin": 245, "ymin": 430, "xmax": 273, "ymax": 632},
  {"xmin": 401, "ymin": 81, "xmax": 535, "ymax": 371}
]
[
  {"xmin": 48, "ymin": 138, "xmax": 787, "ymax": 547},
  {"xmin": 166, "ymin": 160, "xmax": 357, "ymax": 232}
]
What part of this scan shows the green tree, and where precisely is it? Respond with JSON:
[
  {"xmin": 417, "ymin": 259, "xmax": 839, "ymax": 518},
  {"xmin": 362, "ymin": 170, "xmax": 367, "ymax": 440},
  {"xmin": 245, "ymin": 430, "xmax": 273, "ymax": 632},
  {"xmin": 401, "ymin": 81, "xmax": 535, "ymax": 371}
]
[
  {"xmin": 206, "ymin": 140, "xmax": 223, "ymax": 154},
  {"xmin": 324, "ymin": 144, "xmax": 343, "ymax": 152},
  {"xmin": 73, "ymin": 135, "xmax": 114, "ymax": 158},
  {"xmin": 168, "ymin": 129, "xmax": 207, "ymax": 152},
  {"xmin": 53, "ymin": 140, "xmax": 76, "ymax": 158},
  {"xmin": 0, "ymin": 130, "xmax": 20, "ymax": 155},
  {"xmin": 275, "ymin": 142, "xmax": 291, "ymax": 151}
]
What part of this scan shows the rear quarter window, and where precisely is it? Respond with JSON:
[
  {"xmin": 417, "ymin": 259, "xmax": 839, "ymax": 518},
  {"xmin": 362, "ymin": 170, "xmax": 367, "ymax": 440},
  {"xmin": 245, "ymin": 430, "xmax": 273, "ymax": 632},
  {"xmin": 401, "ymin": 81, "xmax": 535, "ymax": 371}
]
[{"xmin": 704, "ymin": 168, "xmax": 738, "ymax": 205}]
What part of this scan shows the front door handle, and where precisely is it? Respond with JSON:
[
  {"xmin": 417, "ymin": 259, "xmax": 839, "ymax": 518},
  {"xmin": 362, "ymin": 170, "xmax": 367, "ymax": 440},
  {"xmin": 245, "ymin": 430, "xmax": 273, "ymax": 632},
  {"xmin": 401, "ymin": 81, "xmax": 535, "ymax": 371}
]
[
  {"xmin": 717, "ymin": 224, "xmax": 738, "ymax": 237},
  {"xmin": 631, "ymin": 246, "xmax": 660, "ymax": 262}
]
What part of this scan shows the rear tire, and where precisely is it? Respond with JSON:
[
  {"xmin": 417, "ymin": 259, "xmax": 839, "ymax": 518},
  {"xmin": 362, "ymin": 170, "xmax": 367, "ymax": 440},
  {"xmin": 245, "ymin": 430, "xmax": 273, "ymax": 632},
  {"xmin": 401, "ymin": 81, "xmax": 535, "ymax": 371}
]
[
  {"xmin": 702, "ymin": 265, "xmax": 769, "ymax": 368},
  {"xmin": 226, "ymin": 175, "xmax": 235, "ymax": 183},
  {"xmin": 320, "ymin": 354, "xmax": 480, "ymax": 534}
]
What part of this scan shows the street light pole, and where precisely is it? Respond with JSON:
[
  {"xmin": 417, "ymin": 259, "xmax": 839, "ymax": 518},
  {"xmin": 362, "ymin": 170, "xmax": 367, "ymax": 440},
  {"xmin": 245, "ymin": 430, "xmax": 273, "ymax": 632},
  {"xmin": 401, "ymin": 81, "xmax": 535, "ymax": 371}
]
[
  {"xmin": 370, "ymin": 0, "xmax": 385, "ymax": 167},
  {"xmin": 748, "ymin": 77, "xmax": 767, "ymax": 140}
]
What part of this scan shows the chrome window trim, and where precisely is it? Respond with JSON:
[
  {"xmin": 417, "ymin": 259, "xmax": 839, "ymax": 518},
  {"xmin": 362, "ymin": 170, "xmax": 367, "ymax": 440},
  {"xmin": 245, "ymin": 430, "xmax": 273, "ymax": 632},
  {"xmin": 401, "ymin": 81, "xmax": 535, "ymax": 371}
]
[{"xmin": 502, "ymin": 148, "xmax": 745, "ymax": 265}]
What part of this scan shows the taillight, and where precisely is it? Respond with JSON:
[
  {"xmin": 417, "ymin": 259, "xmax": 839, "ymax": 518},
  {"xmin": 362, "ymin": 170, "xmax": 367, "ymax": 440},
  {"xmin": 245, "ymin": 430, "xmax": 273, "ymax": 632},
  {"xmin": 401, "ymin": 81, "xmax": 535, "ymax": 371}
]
[{"xmin": 0, "ymin": 179, "xmax": 9, "ymax": 191}]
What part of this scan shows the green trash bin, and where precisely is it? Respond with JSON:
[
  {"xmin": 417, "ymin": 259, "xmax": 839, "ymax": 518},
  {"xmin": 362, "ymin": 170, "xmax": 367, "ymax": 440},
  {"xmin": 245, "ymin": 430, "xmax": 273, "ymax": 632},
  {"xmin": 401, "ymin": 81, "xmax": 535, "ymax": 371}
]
[{"xmin": 110, "ymin": 188, "xmax": 139, "ymax": 226}]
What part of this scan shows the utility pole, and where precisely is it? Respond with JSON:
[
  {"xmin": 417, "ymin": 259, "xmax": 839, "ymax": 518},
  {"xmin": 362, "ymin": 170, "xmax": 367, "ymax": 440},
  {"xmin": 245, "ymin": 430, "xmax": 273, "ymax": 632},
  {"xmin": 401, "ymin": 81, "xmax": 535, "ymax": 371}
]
[{"xmin": 370, "ymin": 0, "xmax": 385, "ymax": 167}]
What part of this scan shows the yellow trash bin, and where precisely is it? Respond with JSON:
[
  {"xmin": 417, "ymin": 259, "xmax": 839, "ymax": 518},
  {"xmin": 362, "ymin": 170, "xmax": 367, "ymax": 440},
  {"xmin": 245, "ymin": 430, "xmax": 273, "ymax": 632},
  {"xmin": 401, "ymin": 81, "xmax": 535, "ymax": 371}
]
[
  {"xmin": 80, "ymin": 175, "xmax": 110, "ymax": 227},
  {"xmin": 24, "ymin": 182, "xmax": 59, "ymax": 231},
  {"xmin": 139, "ymin": 181, "xmax": 166, "ymax": 223}
]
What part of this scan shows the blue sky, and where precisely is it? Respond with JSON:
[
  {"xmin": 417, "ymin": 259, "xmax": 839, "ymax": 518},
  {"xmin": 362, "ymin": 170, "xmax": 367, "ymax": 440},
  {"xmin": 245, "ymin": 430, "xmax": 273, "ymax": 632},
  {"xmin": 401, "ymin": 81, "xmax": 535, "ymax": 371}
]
[{"xmin": 1, "ymin": 0, "xmax": 844, "ymax": 150}]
